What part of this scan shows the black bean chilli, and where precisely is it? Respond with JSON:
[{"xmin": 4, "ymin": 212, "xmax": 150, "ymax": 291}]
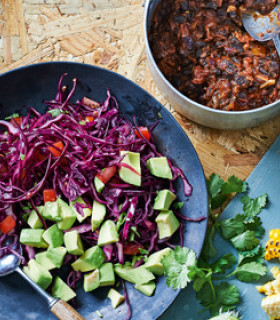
[{"xmin": 149, "ymin": 0, "xmax": 280, "ymax": 111}]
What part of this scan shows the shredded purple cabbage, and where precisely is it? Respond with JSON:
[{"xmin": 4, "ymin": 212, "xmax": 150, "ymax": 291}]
[{"xmin": 0, "ymin": 75, "xmax": 205, "ymax": 318}]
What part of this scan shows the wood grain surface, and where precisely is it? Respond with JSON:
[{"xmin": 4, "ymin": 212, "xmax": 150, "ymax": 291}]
[{"xmin": 1, "ymin": 0, "xmax": 280, "ymax": 181}]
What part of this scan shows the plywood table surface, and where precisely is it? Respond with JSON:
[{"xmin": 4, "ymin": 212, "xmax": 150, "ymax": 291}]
[{"xmin": 1, "ymin": 0, "xmax": 280, "ymax": 182}]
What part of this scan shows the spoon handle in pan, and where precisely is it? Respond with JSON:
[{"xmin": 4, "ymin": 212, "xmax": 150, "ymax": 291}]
[
  {"xmin": 273, "ymin": 33, "xmax": 280, "ymax": 58},
  {"xmin": 15, "ymin": 267, "xmax": 85, "ymax": 320}
]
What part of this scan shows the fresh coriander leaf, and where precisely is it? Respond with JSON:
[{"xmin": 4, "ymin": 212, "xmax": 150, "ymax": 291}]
[
  {"xmin": 222, "ymin": 176, "xmax": 248, "ymax": 195},
  {"xmin": 244, "ymin": 217, "xmax": 265, "ymax": 238},
  {"xmin": 158, "ymin": 112, "xmax": 162, "ymax": 119},
  {"xmin": 230, "ymin": 230, "xmax": 259, "ymax": 250},
  {"xmin": 238, "ymin": 245, "xmax": 265, "ymax": 265},
  {"xmin": 201, "ymin": 226, "xmax": 217, "ymax": 260},
  {"xmin": 173, "ymin": 201, "xmax": 184, "ymax": 209},
  {"xmin": 211, "ymin": 254, "xmax": 236, "ymax": 274},
  {"xmin": 189, "ymin": 266, "xmax": 211, "ymax": 291},
  {"xmin": 162, "ymin": 246, "xmax": 197, "ymax": 289},
  {"xmin": 207, "ymin": 174, "xmax": 225, "ymax": 199},
  {"xmin": 241, "ymin": 193, "xmax": 268, "ymax": 218},
  {"xmin": 220, "ymin": 214, "xmax": 246, "ymax": 239},
  {"xmin": 196, "ymin": 282, "xmax": 214, "ymax": 307},
  {"xmin": 20, "ymin": 154, "xmax": 25, "ymax": 161},
  {"xmin": 216, "ymin": 282, "xmax": 240, "ymax": 306},
  {"xmin": 5, "ymin": 113, "xmax": 19, "ymax": 120},
  {"xmin": 211, "ymin": 194, "xmax": 227, "ymax": 210},
  {"xmin": 233, "ymin": 262, "xmax": 267, "ymax": 282}
]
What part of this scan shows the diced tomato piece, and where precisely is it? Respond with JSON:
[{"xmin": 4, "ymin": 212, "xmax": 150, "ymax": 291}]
[
  {"xmin": 43, "ymin": 189, "xmax": 57, "ymax": 203},
  {"xmin": 123, "ymin": 243, "xmax": 144, "ymax": 256},
  {"xmin": 11, "ymin": 117, "xmax": 21, "ymax": 126},
  {"xmin": 21, "ymin": 168, "xmax": 26, "ymax": 180},
  {"xmin": 0, "ymin": 216, "xmax": 16, "ymax": 234},
  {"xmin": 135, "ymin": 127, "xmax": 151, "ymax": 141},
  {"xmin": 34, "ymin": 150, "xmax": 46, "ymax": 162},
  {"xmin": 48, "ymin": 141, "xmax": 64, "ymax": 157},
  {"xmin": 96, "ymin": 166, "xmax": 117, "ymax": 184},
  {"xmin": 86, "ymin": 115, "xmax": 94, "ymax": 122}
]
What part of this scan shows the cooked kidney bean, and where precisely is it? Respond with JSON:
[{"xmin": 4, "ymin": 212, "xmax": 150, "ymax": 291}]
[{"xmin": 149, "ymin": 0, "xmax": 280, "ymax": 111}]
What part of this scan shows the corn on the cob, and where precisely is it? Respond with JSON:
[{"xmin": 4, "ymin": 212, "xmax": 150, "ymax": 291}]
[
  {"xmin": 261, "ymin": 293, "xmax": 280, "ymax": 320},
  {"xmin": 265, "ymin": 230, "xmax": 280, "ymax": 261},
  {"xmin": 257, "ymin": 267, "xmax": 280, "ymax": 319}
]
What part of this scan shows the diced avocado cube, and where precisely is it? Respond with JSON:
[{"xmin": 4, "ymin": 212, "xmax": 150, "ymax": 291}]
[
  {"xmin": 27, "ymin": 207, "xmax": 44, "ymax": 229},
  {"xmin": 153, "ymin": 190, "xmax": 177, "ymax": 211},
  {"xmin": 71, "ymin": 246, "xmax": 105, "ymax": 272},
  {"xmin": 52, "ymin": 276, "xmax": 76, "ymax": 302},
  {"xmin": 64, "ymin": 230, "xmax": 84, "ymax": 256},
  {"xmin": 57, "ymin": 198, "xmax": 76, "ymax": 230},
  {"xmin": 119, "ymin": 151, "xmax": 141, "ymax": 186},
  {"xmin": 35, "ymin": 251, "xmax": 56, "ymax": 270},
  {"xmin": 114, "ymin": 264, "xmax": 134, "ymax": 283},
  {"xmin": 144, "ymin": 248, "xmax": 172, "ymax": 275},
  {"xmin": 135, "ymin": 281, "xmax": 156, "ymax": 296},
  {"xmin": 23, "ymin": 259, "xmax": 52, "ymax": 290},
  {"xmin": 92, "ymin": 201, "xmax": 106, "ymax": 231},
  {"xmin": 84, "ymin": 269, "xmax": 100, "ymax": 292},
  {"xmin": 155, "ymin": 210, "xmax": 180, "ymax": 239},
  {"xmin": 107, "ymin": 289, "xmax": 125, "ymax": 309},
  {"xmin": 43, "ymin": 224, "xmax": 64, "ymax": 248},
  {"xmin": 147, "ymin": 157, "xmax": 172, "ymax": 180},
  {"xmin": 94, "ymin": 176, "xmax": 105, "ymax": 193},
  {"xmin": 127, "ymin": 266, "xmax": 155, "ymax": 285},
  {"xmin": 20, "ymin": 229, "xmax": 48, "ymax": 248},
  {"xmin": 99, "ymin": 263, "xmax": 115, "ymax": 287},
  {"xmin": 98, "ymin": 220, "xmax": 119, "ymax": 246},
  {"xmin": 70, "ymin": 196, "xmax": 92, "ymax": 223},
  {"xmin": 46, "ymin": 246, "xmax": 67, "ymax": 268},
  {"xmin": 42, "ymin": 200, "xmax": 61, "ymax": 222}
]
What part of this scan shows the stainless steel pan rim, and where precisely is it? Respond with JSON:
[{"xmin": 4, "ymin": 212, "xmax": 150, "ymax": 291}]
[{"xmin": 143, "ymin": 0, "xmax": 280, "ymax": 130}]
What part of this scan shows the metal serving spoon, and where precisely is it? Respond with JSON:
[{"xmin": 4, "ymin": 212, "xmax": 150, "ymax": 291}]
[
  {"xmin": 0, "ymin": 238, "xmax": 85, "ymax": 320},
  {"xmin": 242, "ymin": 4, "xmax": 280, "ymax": 57}
]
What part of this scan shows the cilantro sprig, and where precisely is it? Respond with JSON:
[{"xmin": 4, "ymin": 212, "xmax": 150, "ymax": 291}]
[{"xmin": 161, "ymin": 174, "xmax": 268, "ymax": 317}]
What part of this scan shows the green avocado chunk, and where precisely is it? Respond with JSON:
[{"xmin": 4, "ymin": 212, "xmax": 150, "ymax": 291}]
[
  {"xmin": 35, "ymin": 251, "xmax": 56, "ymax": 270},
  {"xmin": 144, "ymin": 248, "xmax": 172, "ymax": 275},
  {"xmin": 71, "ymin": 246, "xmax": 105, "ymax": 272},
  {"xmin": 119, "ymin": 151, "xmax": 141, "ymax": 186},
  {"xmin": 114, "ymin": 264, "xmax": 155, "ymax": 285},
  {"xmin": 135, "ymin": 281, "xmax": 156, "ymax": 296},
  {"xmin": 91, "ymin": 200, "xmax": 106, "ymax": 231},
  {"xmin": 27, "ymin": 207, "xmax": 44, "ymax": 229},
  {"xmin": 94, "ymin": 176, "xmax": 105, "ymax": 193},
  {"xmin": 20, "ymin": 229, "xmax": 48, "ymax": 248},
  {"xmin": 70, "ymin": 196, "xmax": 92, "ymax": 223},
  {"xmin": 153, "ymin": 189, "xmax": 177, "ymax": 211},
  {"xmin": 46, "ymin": 246, "xmax": 67, "ymax": 268},
  {"xmin": 107, "ymin": 289, "xmax": 125, "ymax": 309},
  {"xmin": 42, "ymin": 200, "xmax": 61, "ymax": 222},
  {"xmin": 23, "ymin": 259, "xmax": 52, "ymax": 290},
  {"xmin": 147, "ymin": 157, "xmax": 172, "ymax": 180},
  {"xmin": 57, "ymin": 198, "xmax": 76, "ymax": 230},
  {"xmin": 99, "ymin": 263, "xmax": 115, "ymax": 287},
  {"xmin": 155, "ymin": 210, "xmax": 180, "ymax": 239},
  {"xmin": 43, "ymin": 224, "xmax": 64, "ymax": 248},
  {"xmin": 52, "ymin": 276, "xmax": 76, "ymax": 302},
  {"xmin": 64, "ymin": 230, "xmax": 84, "ymax": 256},
  {"xmin": 98, "ymin": 220, "xmax": 119, "ymax": 246},
  {"xmin": 84, "ymin": 269, "xmax": 100, "ymax": 292}
]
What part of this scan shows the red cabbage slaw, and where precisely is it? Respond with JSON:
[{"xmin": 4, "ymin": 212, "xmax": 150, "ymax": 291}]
[{"xmin": 0, "ymin": 74, "xmax": 204, "ymax": 318}]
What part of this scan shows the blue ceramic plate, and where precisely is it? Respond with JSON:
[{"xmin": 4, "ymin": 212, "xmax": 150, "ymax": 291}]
[{"xmin": 0, "ymin": 62, "xmax": 208, "ymax": 320}]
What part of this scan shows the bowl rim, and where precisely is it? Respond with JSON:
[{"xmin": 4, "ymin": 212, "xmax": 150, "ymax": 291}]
[{"xmin": 144, "ymin": 0, "xmax": 280, "ymax": 116}]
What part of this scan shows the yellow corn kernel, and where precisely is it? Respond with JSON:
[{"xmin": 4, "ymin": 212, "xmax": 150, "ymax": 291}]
[
  {"xmin": 271, "ymin": 267, "xmax": 280, "ymax": 279},
  {"xmin": 257, "ymin": 278, "xmax": 280, "ymax": 296},
  {"xmin": 269, "ymin": 230, "xmax": 280, "ymax": 240}
]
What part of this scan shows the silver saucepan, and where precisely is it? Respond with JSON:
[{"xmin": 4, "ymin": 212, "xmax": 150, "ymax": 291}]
[{"xmin": 144, "ymin": 0, "xmax": 280, "ymax": 130}]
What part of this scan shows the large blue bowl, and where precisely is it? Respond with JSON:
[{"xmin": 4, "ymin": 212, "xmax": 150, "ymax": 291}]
[{"xmin": 0, "ymin": 62, "xmax": 208, "ymax": 320}]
